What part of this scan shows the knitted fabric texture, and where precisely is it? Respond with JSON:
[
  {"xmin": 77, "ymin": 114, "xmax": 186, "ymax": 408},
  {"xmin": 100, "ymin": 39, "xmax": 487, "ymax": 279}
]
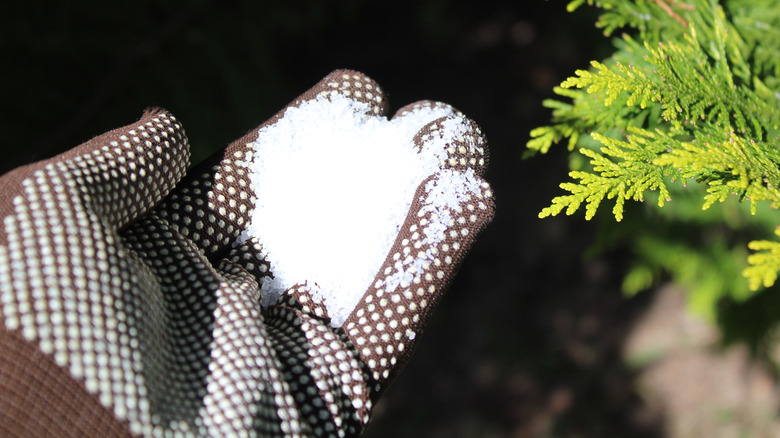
[{"xmin": 0, "ymin": 70, "xmax": 494, "ymax": 437}]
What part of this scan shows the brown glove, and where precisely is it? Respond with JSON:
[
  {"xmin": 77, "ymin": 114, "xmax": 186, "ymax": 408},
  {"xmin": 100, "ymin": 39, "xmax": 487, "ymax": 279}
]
[{"xmin": 0, "ymin": 69, "xmax": 494, "ymax": 437}]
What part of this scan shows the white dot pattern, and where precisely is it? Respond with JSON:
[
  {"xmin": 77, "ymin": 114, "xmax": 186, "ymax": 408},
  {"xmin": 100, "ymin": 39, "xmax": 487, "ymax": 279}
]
[
  {"xmin": 0, "ymin": 111, "xmax": 190, "ymax": 434},
  {"xmin": 414, "ymin": 115, "xmax": 488, "ymax": 174},
  {"xmin": 266, "ymin": 306, "xmax": 371, "ymax": 437},
  {"xmin": 0, "ymin": 70, "xmax": 495, "ymax": 437}
]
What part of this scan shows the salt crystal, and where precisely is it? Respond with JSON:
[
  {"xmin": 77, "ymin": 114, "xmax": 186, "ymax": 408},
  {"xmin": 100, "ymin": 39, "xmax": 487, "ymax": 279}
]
[{"xmin": 241, "ymin": 93, "xmax": 480, "ymax": 327}]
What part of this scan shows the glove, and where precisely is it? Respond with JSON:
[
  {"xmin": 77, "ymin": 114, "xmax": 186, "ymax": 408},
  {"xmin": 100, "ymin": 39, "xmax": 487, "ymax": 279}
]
[{"xmin": 0, "ymin": 70, "xmax": 494, "ymax": 437}]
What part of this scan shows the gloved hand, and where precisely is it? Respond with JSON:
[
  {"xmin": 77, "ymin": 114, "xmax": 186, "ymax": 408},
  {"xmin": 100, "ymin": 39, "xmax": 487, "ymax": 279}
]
[{"xmin": 0, "ymin": 70, "xmax": 494, "ymax": 437}]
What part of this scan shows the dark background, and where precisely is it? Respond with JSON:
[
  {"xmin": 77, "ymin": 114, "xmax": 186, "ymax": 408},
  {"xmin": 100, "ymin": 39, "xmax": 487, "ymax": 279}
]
[{"xmin": 2, "ymin": 1, "xmax": 668, "ymax": 436}]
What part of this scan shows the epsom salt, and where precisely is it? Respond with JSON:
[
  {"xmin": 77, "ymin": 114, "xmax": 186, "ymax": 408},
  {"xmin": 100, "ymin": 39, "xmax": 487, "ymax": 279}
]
[{"xmin": 241, "ymin": 93, "xmax": 479, "ymax": 327}]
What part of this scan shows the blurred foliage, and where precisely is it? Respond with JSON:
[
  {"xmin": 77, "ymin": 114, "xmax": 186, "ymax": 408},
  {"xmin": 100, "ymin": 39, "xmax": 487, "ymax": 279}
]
[{"xmin": 529, "ymin": 0, "xmax": 780, "ymax": 367}]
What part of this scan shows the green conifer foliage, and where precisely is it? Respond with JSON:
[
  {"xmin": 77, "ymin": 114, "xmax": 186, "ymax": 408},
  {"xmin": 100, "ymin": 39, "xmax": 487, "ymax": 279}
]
[{"xmin": 529, "ymin": 0, "xmax": 780, "ymax": 338}]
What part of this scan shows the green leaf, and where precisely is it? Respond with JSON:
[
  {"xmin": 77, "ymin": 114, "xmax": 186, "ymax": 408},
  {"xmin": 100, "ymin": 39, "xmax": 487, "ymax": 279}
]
[
  {"xmin": 744, "ymin": 228, "xmax": 780, "ymax": 290},
  {"xmin": 538, "ymin": 129, "xmax": 674, "ymax": 222}
]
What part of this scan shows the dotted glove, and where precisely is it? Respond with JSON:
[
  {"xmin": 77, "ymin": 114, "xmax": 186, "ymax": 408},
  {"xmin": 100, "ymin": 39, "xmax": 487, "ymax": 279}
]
[{"xmin": 0, "ymin": 70, "xmax": 494, "ymax": 437}]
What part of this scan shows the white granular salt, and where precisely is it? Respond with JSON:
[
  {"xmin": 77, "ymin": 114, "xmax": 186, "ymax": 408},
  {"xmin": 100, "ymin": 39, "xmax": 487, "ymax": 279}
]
[
  {"xmin": 241, "ymin": 93, "xmax": 476, "ymax": 327},
  {"xmin": 381, "ymin": 167, "xmax": 482, "ymax": 295}
]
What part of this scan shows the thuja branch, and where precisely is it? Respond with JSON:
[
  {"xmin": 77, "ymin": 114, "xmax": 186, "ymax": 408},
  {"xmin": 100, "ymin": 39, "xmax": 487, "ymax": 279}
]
[
  {"xmin": 529, "ymin": 0, "xmax": 780, "ymax": 293},
  {"xmin": 652, "ymin": 0, "xmax": 694, "ymax": 27},
  {"xmin": 539, "ymin": 128, "xmax": 673, "ymax": 222}
]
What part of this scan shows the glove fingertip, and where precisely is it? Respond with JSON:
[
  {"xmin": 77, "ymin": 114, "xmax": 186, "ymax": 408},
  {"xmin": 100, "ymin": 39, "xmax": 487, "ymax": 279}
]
[
  {"xmin": 303, "ymin": 69, "xmax": 388, "ymax": 117},
  {"xmin": 392, "ymin": 100, "xmax": 461, "ymax": 120},
  {"xmin": 414, "ymin": 115, "xmax": 489, "ymax": 176}
]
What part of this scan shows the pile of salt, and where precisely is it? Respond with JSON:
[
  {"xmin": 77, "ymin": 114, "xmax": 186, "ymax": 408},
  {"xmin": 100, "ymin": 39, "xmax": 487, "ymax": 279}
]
[{"xmin": 240, "ymin": 93, "xmax": 479, "ymax": 327}]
